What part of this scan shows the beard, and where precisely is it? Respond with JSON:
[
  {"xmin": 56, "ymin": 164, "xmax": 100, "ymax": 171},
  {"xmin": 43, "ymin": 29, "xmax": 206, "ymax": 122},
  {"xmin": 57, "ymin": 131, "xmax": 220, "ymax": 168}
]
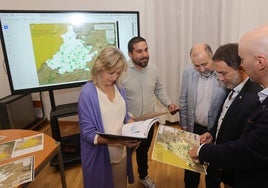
[
  {"xmin": 222, "ymin": 74, "xmax": 241, "ymax": 89},
  {"xmin": 199, "ymin": 70, "xmax": 213, "ymax": 77},
  {"xmin": 132, "ymin": 57, "xmax": 149, "ymax": 68}
]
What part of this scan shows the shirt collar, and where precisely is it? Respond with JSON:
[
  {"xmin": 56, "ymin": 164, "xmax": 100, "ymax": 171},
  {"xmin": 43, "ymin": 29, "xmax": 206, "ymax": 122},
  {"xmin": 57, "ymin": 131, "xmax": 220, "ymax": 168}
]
[
  {"xmin": 232, "ymin": 77, "xmax": 249, "ymax": 94},
  {"xmin": 127, "ymin": 60, "xmax": 146, "ymax": 72},
  {"xmin": 258, "ymin": 88, "xmax": 268, "ymax": 103},
  {"xmin": 197, "ymin": 70, "xmax": 216, "ymax": 80}
]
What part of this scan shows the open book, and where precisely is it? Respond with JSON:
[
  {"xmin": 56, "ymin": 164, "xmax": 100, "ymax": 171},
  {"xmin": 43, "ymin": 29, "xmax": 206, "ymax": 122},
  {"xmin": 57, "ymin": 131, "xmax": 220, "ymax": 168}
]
[{"xmin": 98, "ymin": 117, "xmax": 158, "ymax": 140}]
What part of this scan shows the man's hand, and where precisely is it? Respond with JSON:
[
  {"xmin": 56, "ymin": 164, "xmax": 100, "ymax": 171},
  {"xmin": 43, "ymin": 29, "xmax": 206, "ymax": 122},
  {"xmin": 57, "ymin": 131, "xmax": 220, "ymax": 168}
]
[
  {"xmin": 200, "ymin": 132, "xmax": 213, "ymax": 144},
  {"xmin": 189, "ymin": 146, "xmax": 199, "ymax": 161},
  {"xmin": 168, "ymin": 104, "xmax": 179, "ymax": 115}
]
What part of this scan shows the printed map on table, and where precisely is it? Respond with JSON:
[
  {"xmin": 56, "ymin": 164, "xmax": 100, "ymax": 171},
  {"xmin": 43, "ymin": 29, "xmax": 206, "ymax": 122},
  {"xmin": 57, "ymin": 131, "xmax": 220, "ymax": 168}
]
[
  {"xmin": 152, "ymin": 125, "xmax": 206, "ymax": 174},
  {"xmin": 0, "ymin": 156, "xmax": 34, "ymax": 187},
  {"xmin": 12, "ymin": 134, "xmax": 44, "ymax": 158},
  {"xmin": 0, "ymin": 136, "xmax": 6, "ymax": 142},
  {"xmin": 0, "ymin": 134, "xmax": 44, "ymax": 161},
  {"xmin": 0, "ymin": 141, "xmax": 15, "ymax": 162}
]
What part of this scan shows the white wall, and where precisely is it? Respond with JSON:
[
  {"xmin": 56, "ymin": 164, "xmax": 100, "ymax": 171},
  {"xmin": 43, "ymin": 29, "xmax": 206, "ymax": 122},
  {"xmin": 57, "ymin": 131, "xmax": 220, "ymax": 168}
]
[
  {"xmin": 238, "ymin": 0, "xmax": 268, "ymax": 37},
  {"xmin": 1, "ymin": 0, "xmax": 268, "ymax": 121}
]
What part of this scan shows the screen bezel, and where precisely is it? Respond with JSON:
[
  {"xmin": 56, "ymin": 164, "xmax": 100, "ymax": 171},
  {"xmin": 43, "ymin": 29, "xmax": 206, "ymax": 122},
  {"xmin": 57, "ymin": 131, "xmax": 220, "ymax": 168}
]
[{"xmin": 0, "ymin": 10, "xmax": 140, "ymax": 94}]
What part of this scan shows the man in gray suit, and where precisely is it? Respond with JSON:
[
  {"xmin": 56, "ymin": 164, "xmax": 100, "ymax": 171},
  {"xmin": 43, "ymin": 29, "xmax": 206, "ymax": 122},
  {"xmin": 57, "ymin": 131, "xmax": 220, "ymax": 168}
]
[{"xmin": 179, "ymin": 43, "xmax": 227, "ymax": 188}]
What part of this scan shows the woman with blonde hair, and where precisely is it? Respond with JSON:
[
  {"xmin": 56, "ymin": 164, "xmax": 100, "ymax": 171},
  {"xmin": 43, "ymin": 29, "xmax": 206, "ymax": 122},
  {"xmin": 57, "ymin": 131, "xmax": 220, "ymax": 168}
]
[{"xmin": 78, "ymin": 46, "xmax": 140, "ymax": 188}]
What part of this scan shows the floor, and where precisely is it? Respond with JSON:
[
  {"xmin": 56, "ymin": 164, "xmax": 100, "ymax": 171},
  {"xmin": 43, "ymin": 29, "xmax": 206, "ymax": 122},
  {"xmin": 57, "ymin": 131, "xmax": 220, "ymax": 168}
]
[{"xmin": 28, "ymin": 120, "xmax": 210, "ymax": 188}]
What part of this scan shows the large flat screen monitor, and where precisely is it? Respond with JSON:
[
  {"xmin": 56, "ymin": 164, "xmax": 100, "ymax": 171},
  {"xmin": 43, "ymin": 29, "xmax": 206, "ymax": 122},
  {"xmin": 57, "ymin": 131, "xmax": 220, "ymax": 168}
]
[{"xmin": 0, "ymin": 10, "xmax": 140, "ymax": 94}]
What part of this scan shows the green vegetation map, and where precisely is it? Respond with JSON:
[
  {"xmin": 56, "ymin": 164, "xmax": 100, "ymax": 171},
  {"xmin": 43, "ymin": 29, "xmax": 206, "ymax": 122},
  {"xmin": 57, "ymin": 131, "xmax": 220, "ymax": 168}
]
[{"xmin": 30, "ymin": 23, "xmax": 117, "ymax": 85}]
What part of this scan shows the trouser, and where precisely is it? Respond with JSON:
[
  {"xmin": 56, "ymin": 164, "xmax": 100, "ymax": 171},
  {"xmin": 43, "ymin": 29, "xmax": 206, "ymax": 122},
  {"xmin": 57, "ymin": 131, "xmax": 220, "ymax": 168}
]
[
  {"xmin": 136, "ymin": 124, "xmax": 155, "ymax": 179},
  {"xmin": 184, "ymin": 123, "xmax": 220, "ymax": 188},
  {"xmin": 112, "ymin": 155, "xmax": 127, "ymax": 188}
]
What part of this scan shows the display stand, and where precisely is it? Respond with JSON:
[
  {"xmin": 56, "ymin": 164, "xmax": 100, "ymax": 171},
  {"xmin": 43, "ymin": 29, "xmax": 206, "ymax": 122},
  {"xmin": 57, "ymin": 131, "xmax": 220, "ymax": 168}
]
[{"xmin": 48, "ymin": 90, "xmax": 80, "ymax": 166}]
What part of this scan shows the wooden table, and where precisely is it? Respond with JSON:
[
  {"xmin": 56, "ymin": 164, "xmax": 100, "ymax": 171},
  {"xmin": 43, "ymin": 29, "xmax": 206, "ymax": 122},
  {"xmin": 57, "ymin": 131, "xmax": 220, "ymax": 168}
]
[{"xmin": 0, "ymin": 129, "xmax": 67, "ymax": 188}]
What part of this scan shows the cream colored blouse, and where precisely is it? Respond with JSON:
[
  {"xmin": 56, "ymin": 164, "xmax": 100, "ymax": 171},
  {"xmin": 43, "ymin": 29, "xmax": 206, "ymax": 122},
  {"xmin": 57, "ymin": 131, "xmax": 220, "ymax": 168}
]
[{"xmin": 97, "ymin": 85, "xmax": 127, "ymax": 163}]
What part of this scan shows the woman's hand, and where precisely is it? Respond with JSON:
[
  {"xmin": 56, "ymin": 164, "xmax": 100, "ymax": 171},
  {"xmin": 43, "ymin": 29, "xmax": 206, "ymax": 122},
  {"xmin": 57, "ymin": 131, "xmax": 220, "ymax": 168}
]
[
  {"xmin": 120, "ymin": 140, "xmax": 141, "ymax": 148},
  {"xmin": 98, "ymin": 136, "xmax": 140, "ymax": 147}
]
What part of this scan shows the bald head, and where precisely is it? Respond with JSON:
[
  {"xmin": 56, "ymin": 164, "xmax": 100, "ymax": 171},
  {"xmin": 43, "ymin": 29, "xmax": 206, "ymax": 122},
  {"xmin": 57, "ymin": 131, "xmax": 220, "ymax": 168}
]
[
  {"xmin": 190, "ymin": 43, "xmax": 213, "ymax": 58},
  {"xmin": 239, "ymin": 25, "xmax": 268, "ymax": 87},
  {"xmin": 239, "ymin": 25, "xmax": 268, "ymax": 57},
  {"xmin": 189, "ymin": 43, "xmax": 214, "ymax": 76}
]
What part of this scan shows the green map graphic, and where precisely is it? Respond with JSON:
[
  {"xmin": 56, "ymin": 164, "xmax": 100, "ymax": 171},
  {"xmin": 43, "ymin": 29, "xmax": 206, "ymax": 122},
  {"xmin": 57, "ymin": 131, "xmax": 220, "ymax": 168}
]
[{"xmin": 30, "ymin": 23, "xmax": 117, "ymax": 85}]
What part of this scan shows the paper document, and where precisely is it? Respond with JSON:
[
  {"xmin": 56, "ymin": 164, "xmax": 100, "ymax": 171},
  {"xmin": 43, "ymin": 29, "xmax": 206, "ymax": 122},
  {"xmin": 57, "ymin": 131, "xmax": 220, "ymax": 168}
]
[
  {"xmin": 98, "ymin": 117, "xmax": 158, "ymax": 140},
  {"xmin": 133, "ymin": 111, "xmax": 168, "ymax": 121},
  {"xmin": 0, "ymin": 134, "xmax": 44, "ymax": 162},
  {"xmin": 0, "ymin": 156, "xmax": 35, "ymax": 187},
  {"xmin": 152, "ymin": 124, "xmax": 206, "ymax": 174}
]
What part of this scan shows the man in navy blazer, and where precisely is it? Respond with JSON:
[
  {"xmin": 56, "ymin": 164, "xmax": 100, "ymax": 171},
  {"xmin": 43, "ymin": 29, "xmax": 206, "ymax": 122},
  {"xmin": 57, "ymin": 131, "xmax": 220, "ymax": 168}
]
[
  {"xmin": 190, "ymin": 25, "xmax": 268, "ymax": 188},
  {"xmin": 199, "ymin": 43, "xmax": 262, "ymax": 188}
]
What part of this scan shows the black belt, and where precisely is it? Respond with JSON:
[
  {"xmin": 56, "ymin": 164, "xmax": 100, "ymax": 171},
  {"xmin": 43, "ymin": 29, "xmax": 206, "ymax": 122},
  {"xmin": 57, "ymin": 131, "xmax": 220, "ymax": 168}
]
[
  {"xmin": 194, "ymin": 123, "xmax": 206, "ymax": 127},
  {"xmin": 194, "ymin": 123, "xmax": 208, "ymax": 134}
]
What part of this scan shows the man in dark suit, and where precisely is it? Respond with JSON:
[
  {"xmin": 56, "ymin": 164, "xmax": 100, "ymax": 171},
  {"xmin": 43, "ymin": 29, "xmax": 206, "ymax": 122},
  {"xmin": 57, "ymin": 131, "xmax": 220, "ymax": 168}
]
[
  {"xmin": 189, "ymin": 25, "xmax": 268, "ymax": 188},
  {"xmin": 199, "ymin": 43, "xmax": 262, "ymax": 188}
]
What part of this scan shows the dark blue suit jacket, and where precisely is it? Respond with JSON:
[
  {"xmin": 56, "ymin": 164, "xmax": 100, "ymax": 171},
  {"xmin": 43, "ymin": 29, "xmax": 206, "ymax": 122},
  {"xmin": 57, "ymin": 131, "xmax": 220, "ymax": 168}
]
[
  {"xmin": 199, "ymin": 91, "xmax": 268, "ymax": 188},
  {"xmin": 207, "ymin": 79, "xmax": 262, "ymax": 185},
  {"xmin": 210, "ymin": 79, "xmax": 262, "ymax": 144}
]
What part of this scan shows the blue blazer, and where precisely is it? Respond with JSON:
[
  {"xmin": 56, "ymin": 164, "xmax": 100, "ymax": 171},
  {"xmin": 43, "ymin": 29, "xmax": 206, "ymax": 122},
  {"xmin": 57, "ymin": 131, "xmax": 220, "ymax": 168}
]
[
  {"xmin": 210, "ymin": 79, "xmax": 262, "ymax": 144},
  {"xmin": 199, "ymin": 96, "xmax": 268, "ymax": 188},
  {"xmin": 208, "ymin": 79, "xmax": 262, "ymax": 185},
  {"xmin": 179, "ymin": 64, "xmax": 227, "ymax": 132}
]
